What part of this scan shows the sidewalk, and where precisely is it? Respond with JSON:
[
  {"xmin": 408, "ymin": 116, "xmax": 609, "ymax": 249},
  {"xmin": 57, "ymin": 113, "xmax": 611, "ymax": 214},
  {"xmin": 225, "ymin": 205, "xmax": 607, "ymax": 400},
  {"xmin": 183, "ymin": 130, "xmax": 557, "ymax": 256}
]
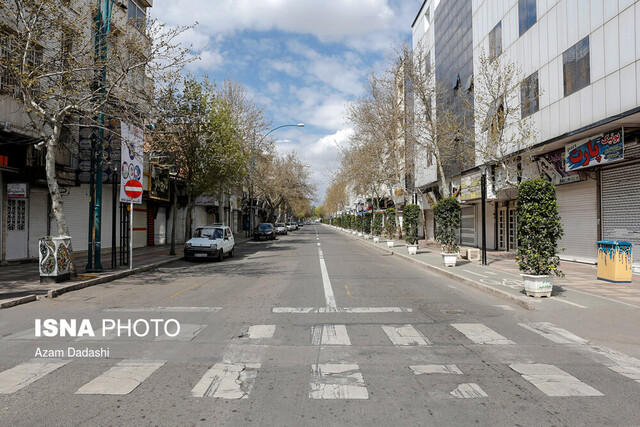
[
  {"xmin": 333, "ymin": 226, "xmax": 640, "ymax": 311},
  {"xmin": 0, "ymin": 234, "xmax": 252, "ymax": 309}
]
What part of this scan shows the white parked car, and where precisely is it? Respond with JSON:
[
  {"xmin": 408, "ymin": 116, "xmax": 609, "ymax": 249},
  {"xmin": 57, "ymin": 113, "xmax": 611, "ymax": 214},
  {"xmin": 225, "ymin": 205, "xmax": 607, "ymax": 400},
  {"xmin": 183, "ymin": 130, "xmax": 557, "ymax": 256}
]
[{"xmin": 184, "ymin": 225, "xmax": 235, "ymax": 261}]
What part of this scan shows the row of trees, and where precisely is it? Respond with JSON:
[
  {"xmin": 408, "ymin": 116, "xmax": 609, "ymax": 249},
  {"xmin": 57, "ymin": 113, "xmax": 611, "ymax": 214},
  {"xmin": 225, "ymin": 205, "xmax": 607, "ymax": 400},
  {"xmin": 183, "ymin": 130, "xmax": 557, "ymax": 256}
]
[
  {"xmin": 325, "ymin": 40, "xmax": 538, "ymax": 214},
  {"xmin": 0, "ymin": 0, "xmax": 315, "ymax": 272}
]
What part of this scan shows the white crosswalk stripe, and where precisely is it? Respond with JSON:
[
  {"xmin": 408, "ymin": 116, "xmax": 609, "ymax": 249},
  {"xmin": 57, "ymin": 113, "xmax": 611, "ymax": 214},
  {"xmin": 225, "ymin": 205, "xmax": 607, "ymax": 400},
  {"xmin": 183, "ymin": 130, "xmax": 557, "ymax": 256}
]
[
  {"xmin": 410, "ymin": 364, "xmax": 463, "ymax": 375},
  {"xmin": 191, "ymin": 363, "xmax": 261, "ymax": 398},
  {"xmin": 311, "ymin": 324, "xmax": 351, "ymax": 345},
  {"xmin": 510, "ymin": 364, "xmax": 603, "ymax": 397},
  {"xmin": 75, "ymin": 360, "xmax": 165, "ymax": 395},
  {"xmin": 310, "ymin": 363, "xmax": 368, "ymax": 399},
  {"xmin": 451, "ymin": 323, "xmax": 515, "ymax": 345},
  {"xmin": 382, "ymin": 325, "xmax": 431, "ymax": 346},
  {"xmin": 450, "ymin": 383, "xmax": 488, "ymax": 398},
  {"xmin": 0, "ymin": 359, "xmax": 70, "ymax": 394}
]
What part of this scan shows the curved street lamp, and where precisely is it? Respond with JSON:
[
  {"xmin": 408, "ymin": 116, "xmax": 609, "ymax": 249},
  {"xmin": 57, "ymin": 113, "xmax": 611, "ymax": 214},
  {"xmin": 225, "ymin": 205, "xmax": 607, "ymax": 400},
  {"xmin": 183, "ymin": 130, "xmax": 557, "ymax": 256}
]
[{"xmin": 248, "ymin": 123, "xmax": 305, "ymax": 236}]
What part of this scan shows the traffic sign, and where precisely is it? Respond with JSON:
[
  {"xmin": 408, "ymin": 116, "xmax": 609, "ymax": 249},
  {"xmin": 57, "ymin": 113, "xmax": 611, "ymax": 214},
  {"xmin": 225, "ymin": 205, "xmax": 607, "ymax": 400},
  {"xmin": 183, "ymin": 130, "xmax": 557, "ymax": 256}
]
[{"xmin": 124, "ymin": 179, "xmax": 143, "ymax": 199}]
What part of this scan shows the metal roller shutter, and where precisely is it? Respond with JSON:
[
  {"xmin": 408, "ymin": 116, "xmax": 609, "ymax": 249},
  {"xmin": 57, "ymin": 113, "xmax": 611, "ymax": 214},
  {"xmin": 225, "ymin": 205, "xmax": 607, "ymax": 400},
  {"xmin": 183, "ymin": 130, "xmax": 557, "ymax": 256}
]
[
  {"xmin": 460, "ymin": 205, "xmax": 476, "ymax": 246},
  {"xmin": 556, "ymin": 179, "xmax": 598, "ymax": 263},
  {"xmin": 601, "ymin": 164, "xmax": 640, "ymax": 272}
]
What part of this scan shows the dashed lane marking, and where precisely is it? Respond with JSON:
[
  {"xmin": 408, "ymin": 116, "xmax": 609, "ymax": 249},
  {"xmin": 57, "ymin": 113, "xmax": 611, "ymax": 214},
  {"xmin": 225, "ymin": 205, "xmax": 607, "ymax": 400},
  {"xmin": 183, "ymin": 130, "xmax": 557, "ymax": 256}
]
[
  {"xmin": 311, "ymin": 324, "xmax": 351, "ymax": 345},
  {"xmin": 75, "ymin": 360, "xmax": 165, "ymax": 395},
  {"xmin": 382, "ymin": 325, "xmax": 431, "ymax": 346},
  {"xmin": 451, "ymin": 323, "xmax": 515, "ymax": 345},
  {"xmin": 510, "ymin": 363, "xmax": 603, "ymax": 397},
  {"xmin": 0, "ymin": 359, "xmax": 70, "ymax": 394}
]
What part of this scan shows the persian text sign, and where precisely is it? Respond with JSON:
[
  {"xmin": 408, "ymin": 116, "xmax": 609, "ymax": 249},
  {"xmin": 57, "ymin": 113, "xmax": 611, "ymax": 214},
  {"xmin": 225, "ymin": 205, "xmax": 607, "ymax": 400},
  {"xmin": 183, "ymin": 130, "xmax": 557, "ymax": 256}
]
[
  {"xmin": 119, "ymin": 122, "xmax": 144, "ymax": 204},
  {"xmin": 565, "ymin": 128, "xmax": 624, "ymax": 172}
]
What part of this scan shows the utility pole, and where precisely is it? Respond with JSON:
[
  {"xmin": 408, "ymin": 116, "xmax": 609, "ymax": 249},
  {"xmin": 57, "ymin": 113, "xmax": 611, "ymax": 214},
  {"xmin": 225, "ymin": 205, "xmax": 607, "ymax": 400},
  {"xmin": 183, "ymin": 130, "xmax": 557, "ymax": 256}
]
[{"xmin": 87, "ymin": 0, "xmax": 112, "ymax": 272}]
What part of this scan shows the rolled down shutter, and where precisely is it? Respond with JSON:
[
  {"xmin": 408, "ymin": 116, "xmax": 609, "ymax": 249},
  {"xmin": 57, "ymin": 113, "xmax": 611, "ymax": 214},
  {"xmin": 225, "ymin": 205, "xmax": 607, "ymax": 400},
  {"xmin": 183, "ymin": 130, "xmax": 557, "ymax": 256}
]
[
  {"xmin": 601, "ymin": 164, "xmax": 640, "ymax": 272},
  {"xmin": 460, "ymin": 205, "xmax": 476, "ymax": 246},
  {"xmin": 556, "ymin": 179, "xmax": 598, "ymax": 263}
]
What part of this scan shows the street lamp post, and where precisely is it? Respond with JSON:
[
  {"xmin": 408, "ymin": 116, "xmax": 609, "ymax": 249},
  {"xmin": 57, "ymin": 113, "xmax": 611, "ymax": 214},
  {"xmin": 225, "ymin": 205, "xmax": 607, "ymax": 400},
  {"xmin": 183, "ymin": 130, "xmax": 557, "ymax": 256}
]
[
  {"xmin": 248, "ymin": 123, "xmax": 304, "ymax": 237},
  {"xmin": 480, "ymin": 165, "xmax": 488, "ymax": 265}
]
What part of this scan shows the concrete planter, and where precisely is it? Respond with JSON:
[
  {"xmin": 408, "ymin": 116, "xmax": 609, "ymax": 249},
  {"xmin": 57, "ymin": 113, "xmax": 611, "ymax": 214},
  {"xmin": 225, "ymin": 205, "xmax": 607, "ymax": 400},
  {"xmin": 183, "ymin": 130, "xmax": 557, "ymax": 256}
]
[
  {"xmin": 357, "ymin": 232, "xmax": 363, "ymax": 237},
  {"xmin": 407, "ymin": 245, "xmax": 418, "ymax": 255},
  {"xmin": 521, "ymin": 274, "xmax": 553, "ymax": 298},
  {"xmin": 39, "ymin": 236, "xmax": 72, "ymax": 283},
  {"xmin": 441, "ymin": 252, "xmax": 457, "ymax": 267},
  {"xmin": 386, "ymin": 241, "xmax": 394, "ymax": 248},
  {"xmin": 364, "ymin": 234, "xmax": 370, "ymax": 239},
  {"xmin": 373, "ymin": 237, "xmax": 380, "ymax": 243}
]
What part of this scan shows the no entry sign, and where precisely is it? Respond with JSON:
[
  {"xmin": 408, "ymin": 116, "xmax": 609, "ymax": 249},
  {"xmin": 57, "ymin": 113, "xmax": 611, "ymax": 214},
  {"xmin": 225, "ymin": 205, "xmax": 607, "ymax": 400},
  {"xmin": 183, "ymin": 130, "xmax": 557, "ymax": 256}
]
[{"xmin": 124, "ymin": 179, "xmax": 143, "ymax": 199}]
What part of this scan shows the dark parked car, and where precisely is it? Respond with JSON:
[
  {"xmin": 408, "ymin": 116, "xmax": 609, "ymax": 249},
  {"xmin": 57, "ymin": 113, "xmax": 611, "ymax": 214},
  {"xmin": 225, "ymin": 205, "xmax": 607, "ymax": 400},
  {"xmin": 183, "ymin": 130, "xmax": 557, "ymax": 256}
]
[{"xmin": 254, "ymin": 223, "xmax": 276, "ymax": 240}]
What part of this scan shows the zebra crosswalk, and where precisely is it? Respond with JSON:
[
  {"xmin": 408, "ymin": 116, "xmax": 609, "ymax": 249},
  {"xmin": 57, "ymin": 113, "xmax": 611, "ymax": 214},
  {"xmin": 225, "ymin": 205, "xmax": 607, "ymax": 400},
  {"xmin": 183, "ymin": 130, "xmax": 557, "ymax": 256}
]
[{"xmin": 1, "ymin": 321, "xmax": 638, "ymax": 400}]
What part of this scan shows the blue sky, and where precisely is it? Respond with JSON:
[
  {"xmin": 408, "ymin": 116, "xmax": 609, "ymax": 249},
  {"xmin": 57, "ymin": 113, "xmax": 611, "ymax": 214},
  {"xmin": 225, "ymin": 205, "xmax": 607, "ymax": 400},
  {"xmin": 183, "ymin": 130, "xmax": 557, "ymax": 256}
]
[{"xmin": 152, "ymin": 0, "xmax": 421, "ymax": 202}]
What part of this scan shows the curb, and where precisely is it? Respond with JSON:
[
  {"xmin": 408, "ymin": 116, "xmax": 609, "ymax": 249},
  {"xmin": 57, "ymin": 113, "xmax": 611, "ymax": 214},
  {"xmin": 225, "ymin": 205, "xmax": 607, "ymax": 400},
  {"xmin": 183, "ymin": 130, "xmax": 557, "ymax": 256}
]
[
  {"xmin": 331, "ymin": 227, "xmax": 535, "ymax": 311},
  {"xmin": 0, "ymin": 294, "xmax": 37, "ymax": 309},
  {"xmin": 47, "ymin": 257, "xmax": 180, "ymax": 299}
]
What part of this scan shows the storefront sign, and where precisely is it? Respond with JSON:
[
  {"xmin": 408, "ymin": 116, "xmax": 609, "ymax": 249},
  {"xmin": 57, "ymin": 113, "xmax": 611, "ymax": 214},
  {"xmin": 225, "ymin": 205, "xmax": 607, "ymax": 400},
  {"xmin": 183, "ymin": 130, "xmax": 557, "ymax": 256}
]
[
  {"xmin": 540, "ymin": 149, "xmax": 580, "ymax": 185},
  {"xmin": 565, "ymin": 128, "xmax": 624, "ymax": 172},
  {"xmin": 119, "ymin": 122, "xmax": 144, "ymax": 204},
  {"xmin": 195, "ymin": 195, "xmax": 218, "ymax": 206},
  {"xmin": 149, "ymin": 163, "xmax": 170, "ymax": 201},
  {"xmin": 460, "ymin": 173, "xmax": 481, "ymax": 201},
  {"xmin": 7, "ymin": 183, "xmax": 27, "ymax": 198}
]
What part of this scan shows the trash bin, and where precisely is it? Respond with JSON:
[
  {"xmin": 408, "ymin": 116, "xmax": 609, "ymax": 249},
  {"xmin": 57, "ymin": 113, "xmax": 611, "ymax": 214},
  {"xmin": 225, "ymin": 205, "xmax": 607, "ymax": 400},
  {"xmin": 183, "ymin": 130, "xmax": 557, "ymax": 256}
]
[
  {"xmin": 39, "ymin": 236, "xmax": 72, "ymax": 284},
  {"xmin": 597, "ymin": 240, "xmax": 633, "ymax": 283}
]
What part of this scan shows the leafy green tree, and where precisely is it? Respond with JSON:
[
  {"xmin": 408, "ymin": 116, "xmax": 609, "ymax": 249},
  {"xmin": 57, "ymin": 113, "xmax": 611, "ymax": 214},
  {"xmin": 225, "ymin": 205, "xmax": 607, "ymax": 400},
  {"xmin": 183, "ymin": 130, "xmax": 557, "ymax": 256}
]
[
  {"xmin": 403, "ymin": 204, "xmax": 420, "ymax": 245},
  {"xmin": 385, "ymin": 208, "xmax": 397, "ymax": 238},
  {"xmin": 516, "ymin": 179, "xmax": 564, "ymax": 276},
  {"xmin": 372, "ymin": 213, "xmax": 383, "ymax": 236},
  {"xmin": 363, "ymin": 213, "xmax": 372, "ymax": 234}
]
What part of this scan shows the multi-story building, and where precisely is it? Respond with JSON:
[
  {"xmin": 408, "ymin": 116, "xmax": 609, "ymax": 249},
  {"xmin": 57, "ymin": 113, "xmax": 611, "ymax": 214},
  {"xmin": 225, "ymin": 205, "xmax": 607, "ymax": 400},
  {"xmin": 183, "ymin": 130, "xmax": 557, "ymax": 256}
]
[{"xmin": 412, "ymin": 0, "xmax": 640, "ymax": 272}]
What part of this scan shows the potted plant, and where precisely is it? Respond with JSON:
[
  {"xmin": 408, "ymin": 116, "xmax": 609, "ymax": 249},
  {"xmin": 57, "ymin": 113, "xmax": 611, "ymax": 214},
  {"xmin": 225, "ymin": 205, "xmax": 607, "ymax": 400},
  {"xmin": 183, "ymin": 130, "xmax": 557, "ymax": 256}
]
[
  {"xmin": 385, "ymin": 208, "xmax": 396, "ymax": 247},
  {"xmin": 516, "ymin": 178, "xmax": 564, "ymax": 297},
  {"xmin": 434, "ymin": 197, "xmax": 461, "ymax": 267},
  {"xmin": 403, "ymin": 204, "xmax": 420, "ymax": 255}
]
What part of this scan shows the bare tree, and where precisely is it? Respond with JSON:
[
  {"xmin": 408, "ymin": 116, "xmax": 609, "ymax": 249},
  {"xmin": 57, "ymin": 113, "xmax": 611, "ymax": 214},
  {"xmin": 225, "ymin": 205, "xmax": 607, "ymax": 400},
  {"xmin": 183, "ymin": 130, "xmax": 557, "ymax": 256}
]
[{"xmin": 0, "ymin": 0, "xmax": 192, "ymax": 274}]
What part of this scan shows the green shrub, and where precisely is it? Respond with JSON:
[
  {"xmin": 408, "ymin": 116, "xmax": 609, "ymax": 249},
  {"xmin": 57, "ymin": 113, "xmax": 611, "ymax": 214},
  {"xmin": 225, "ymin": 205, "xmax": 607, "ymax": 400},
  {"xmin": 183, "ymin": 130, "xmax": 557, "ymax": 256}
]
[
  {"xmin": 434, "ymin": 197, "xmax": 460, "ymax": 253},
  {"xmin": 403, "ymin": 204, "xmax": 420, "ymax": 245},
  {"xmin": 355, "ymin": 214, "xmax": 363, "ymax": 231},
  {"xmin": 363, "ymin": 213, "xmax": 372, "ymax": 234},
  {"xmin": 516, "ymin": 178, "xmax": 564, "ymax": 276},
  {"xmin": 372, "ymin": 212, "xmax": 383, "ymax": 236},
  {"xmin": 385, "ymin": 208, "xmax": 397, "ymax": 238}
]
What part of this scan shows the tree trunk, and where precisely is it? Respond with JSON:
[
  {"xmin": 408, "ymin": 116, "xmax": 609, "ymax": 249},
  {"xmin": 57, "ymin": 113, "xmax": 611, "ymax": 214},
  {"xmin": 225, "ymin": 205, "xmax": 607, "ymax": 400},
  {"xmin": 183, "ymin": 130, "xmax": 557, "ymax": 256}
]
[
  {"xmin": 169, "ymin": 179, "xmax": 176, "ymax": 255},
  {"xmin": 186, "ymin": 193, "xmax": 194, "ymax": 242},
  {"xmin": 45, "ymin": 136, "xmax": 77, "ymax": 277},
  {"xmin": 217, "ymin": 193, "xmax": 225, "ymax": 225}
]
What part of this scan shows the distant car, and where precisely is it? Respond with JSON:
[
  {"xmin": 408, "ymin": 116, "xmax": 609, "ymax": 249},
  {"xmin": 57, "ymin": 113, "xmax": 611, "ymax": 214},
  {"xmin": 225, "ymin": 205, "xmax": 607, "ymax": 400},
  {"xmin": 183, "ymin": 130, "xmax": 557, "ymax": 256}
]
[
  {"xmin": 297, "ymin": 222, "xmax": 304, "ymax": 227},
  {"xmin": 274, "ymin": 223, "xmax": 287, "ymax": 235},
  {"xmin": 254, "ymin": 223, "xmax": 276, "ymax": 240},
  {"xmin": 287, "ymin": 222, "xmax": 298, "ymax": 231},
  {"xmin": 184, "ymin": 225, "xmax": 234, "ymax": 261}
]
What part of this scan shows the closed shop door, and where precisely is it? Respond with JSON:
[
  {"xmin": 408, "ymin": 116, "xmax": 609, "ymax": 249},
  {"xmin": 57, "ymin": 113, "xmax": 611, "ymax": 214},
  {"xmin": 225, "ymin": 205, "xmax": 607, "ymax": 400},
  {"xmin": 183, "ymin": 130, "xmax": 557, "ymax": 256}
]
[
  {"xmin": 29, "ymin": 189, "xmax": 49, "ymax": 258},
  {"xmin": 556, "ymin": 179, "xmax": 598, "ymax": 263},
  {"xmin": 601, "ymin": 164, "xmax": 640, "ymax": 272},
  {"xmin": 460, "ymin": 205, "xmax": 476, "ymax": 246},
  {"xmin": 6, "ymin": 197, "xmax": 28, "ymax": 259}
]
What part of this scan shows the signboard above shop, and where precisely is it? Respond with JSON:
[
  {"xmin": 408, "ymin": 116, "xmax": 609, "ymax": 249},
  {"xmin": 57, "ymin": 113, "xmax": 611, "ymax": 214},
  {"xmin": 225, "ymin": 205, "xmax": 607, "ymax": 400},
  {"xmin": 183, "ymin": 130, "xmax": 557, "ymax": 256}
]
[
  {"xmin": 7, "ymin": 183, "xmax": 27, "ymax": 198},
  {"xmin": 565, "ymin": 128, "xmax": 624, "ymax": 172}
]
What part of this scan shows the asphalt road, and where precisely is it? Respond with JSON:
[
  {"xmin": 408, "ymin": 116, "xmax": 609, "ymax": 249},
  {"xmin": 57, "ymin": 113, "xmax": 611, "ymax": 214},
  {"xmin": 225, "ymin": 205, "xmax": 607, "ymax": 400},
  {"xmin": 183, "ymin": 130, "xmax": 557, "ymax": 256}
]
[{"xmin": 1, "ymin": 225, "xmax": 640, "ymax": 426}]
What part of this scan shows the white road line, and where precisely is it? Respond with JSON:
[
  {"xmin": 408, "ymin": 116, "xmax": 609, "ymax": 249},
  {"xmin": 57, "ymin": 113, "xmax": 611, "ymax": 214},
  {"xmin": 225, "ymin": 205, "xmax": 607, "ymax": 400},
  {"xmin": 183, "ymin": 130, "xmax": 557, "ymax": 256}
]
[
  {"xmin": 494, "ymin": 305, "xmax": 515, "ymax": 311},
  {"xmin": 311, "ymin": 325, "xmax": 351, "ymax": 345},
  {"xmin": 450, "ymin": 383, "xmax": 488, "ymax": 398},
  {"xmin": 463, "ymin": 269, "xmax": 488, "ymax": 278},
  {"xmin": 76, "ymin": 360, "xmax": 165, "ymax": 395},
  {"xmin": 518, "ymin": 322, "xmax": 589, "ymax": 344},
  {"xmin": 310, "ymin": 364, "xmax": 368, "ymax": 399},
  {"xmin": 510, "ymin": 364, "xmax": 603, "ymax": 396},
  {"xmin": 485, "ymin": 271, "xmax": 498, "ymax": 276},
  {"xmin": 191, "ymin": 363, "xmax": 261, "ymax": 398},
  {"xmin": 566, "ymin": 288, "xmax": 640, "ymax": 309},
  {"xmin": 318, "ymin": 248, "xmax": 337, "ymax": 311},
  {"xmin": 155, "ymin": 324, "xmax": 207, "ymax": 341},
  {"xmin": 551, "ymin": 298, "xmax": 588, "ymax": 308},
  {"xmin": 317, "ymin": 243, "xmax": 321, "ymax": 246},
  {"xmin": 0, "ymin": 359, "xmax": 70, "ymax": 394},
  {"xmin": 244, "ymin": 325, "xmax": 276, "ymax": 340},
  {"xmin": 410, "ymin": 365, "xmax": 462, "ymax": 375},
  {"xmin": 104, "ymin": 307, "xmax": 222, "ymax": 313},
  {"xmin": 451, "ymin": 323, "xmax": 515, "ymax": 345},
  {"xmin": 272, "ymin": 307, "xmax": 413, "ymax": 313},
  {"xmin": 520, "ymin": 322, "xmax": 640, "ymax": 383},
  {"xmin": 382, "ymin": 325, "xmax": 431, "ymax": 346}
]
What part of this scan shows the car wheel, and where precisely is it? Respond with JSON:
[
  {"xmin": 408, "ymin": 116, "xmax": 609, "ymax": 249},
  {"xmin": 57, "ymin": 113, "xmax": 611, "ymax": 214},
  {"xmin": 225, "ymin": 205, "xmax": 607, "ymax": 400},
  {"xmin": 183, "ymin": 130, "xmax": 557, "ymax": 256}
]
[
  {"xmin": 217, "ymin": 250, "xmax": 223, "ymax": 262},
  {"xmin": 228, "ymin": 247, "xmax": 234, "ymax": 257}
]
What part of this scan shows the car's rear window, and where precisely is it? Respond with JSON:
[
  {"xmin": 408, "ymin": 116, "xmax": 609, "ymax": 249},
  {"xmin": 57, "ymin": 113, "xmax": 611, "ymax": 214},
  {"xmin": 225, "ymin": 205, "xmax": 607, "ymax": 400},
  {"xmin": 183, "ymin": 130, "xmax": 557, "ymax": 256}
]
[
  {"xmin": 193, "ymin": 228, "xmax": 223, "ymax": 238},
  {"xmin": 258, "ymin": 224, "xmax": 273, "ymax": 230}
]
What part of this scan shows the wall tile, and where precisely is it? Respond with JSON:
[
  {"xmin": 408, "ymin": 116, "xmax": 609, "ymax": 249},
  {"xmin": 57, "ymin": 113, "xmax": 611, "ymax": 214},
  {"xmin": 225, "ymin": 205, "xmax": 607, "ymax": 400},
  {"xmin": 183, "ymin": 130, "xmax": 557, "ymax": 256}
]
[
  {"xmin": 569, "ymin": 91, "xmax": 581, "ymax": 131},
  {"xmin": 637, "ymin": 60, "xmax": 640, "ymax": 108},
  {"xmin": 637, "ymin": 4, "xmax": 640, "ymax": 60},
  {"xmin": 619, "ymin": 0, "xmax": 634, "ymax": 11},
  {"xmin": 604, "ymin": 17, "xmax": 619, "ymax": 76},
  {"xmin": 619, "ymin": 63, "xmax": 637, "ymax": 111},
  {"xmin": 592, "ymin": 78, "xmax": 606, "ymax": 121},
  {"xmin": 579, "ymin": 84, "xmax": 593, "ymax": 127},
  {"xmin": 549, "ymin": 56, "xmax": 561, "ymax": 103},
  {"xmin": 540, "ymin": 63, "xmax": 551, "ymax": 108},
  {"xmin": 556, "ymin": 0, "xmax": 568, "ymax": 53},
  {"xmin": 577, "ymin": 0, "xmax": 590, "ymax": 39},
  {"xmin": 540, "ymin": 104, "xmax": 552, "ymax": 140},
  {"xmin": 539, "ymin": 15, "xmax": 549, "ymax": 65},
  {"xmin": 548, "ymin": 101, "xmax": 561, "ymax": 137},
  {"xmin": 590, "ymin": 0, "xmax": 604, "ymax": 31},
  {"xmin": 604, "ymin": 0, "xmax": 618, "ymax": 22},
  {"xmin": 605, "ymin": 71, "xmax": 621, "ymax": 117},
  {"xmin": 590, "ymin": 26, "xmax": 605, "ymax": 81},
  {"xmin": 566, "ymin": 0, "xmax": 578, "ymax": 44},
  {"xmin": 559, "ymin": 97, "xmax": 570, "ymax": 133},
  {"xmin": 618, "ymin": 5, "xmax": 635, "ymax": 68},
  {"xmin": 547, "ymin": 6, "xmax": 558, "ymax": 59}
]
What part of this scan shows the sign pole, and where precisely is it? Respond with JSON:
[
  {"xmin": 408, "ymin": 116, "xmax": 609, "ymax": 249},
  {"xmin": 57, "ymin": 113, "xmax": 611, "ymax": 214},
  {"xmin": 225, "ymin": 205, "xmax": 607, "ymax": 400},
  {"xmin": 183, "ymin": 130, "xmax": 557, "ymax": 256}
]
[{"xmin": 130, "ymin": 202, "xmax": 133, "ymax": 270}]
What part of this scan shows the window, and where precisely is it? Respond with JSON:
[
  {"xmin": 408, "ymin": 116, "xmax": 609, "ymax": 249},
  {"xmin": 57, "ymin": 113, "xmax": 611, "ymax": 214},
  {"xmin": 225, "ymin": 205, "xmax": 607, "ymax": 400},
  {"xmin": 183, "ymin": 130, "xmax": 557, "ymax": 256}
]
[
  {"xmin": 563, "ymin": 36, "xmax": 590, "ymax": 97},
  {"xmin": 521, "ymin": 71, "xmax": 539, "ymax": 117},
  {"xmin": 128, "ymin": 0, "xmax": 146, "ymax": 29},
  {"xmin": 0, "ymin": 30, "xmax": 17, "ymax": 92},
  {"xmin": 489, "ymin": 21, "xmax": 502, "ymax": 60},
  {"xmin": 518, "ymin": 0, "xmax": 537, "ymax": 36}
]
